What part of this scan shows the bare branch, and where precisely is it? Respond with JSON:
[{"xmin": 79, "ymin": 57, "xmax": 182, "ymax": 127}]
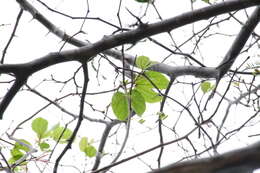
[
  {"xmin": 54, "ymin": 63, "xmax": 89, "ymax": 173},
  {"xmin": 151, "ymin": 140, "xmax": 260, "ymax": 173},
  {"xmin": 210, "ymin": 6, "xmax": 260, "ymax": 98},
  {"xmin": 217, "ymin": 6, "xmax": 260, "ymax": 77},
  {"xmin": 1, "ymin": 9, "xmax": 23, "ymax": 64}
]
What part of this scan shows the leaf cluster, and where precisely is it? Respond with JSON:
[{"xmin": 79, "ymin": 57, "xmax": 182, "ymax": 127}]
[
  {"xmin": 8, "ymin": 117, "xmax": 97, "ymax": 171},
  {"xmin": 111, "ymin": 56, "xmax": 170, "ymax": 121}
]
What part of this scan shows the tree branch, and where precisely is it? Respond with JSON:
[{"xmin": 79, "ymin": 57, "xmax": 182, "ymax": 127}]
[
  {"xmin": 0, "ymin": 76, "xmax": 27, "ymax": 119},
  {"xmin": 54, "ymin": 62, "xmax": 89, "ymax": 173},
  {"xmin": 151, "ymin": 140, "xmax": 260, "ymax": 173},
  {"xmin": 210, "ymin": 6, "xmax": 260, "ymax": 98},
  {"xmin": 217, "ymin": 6, "xmax": 260, "ymax": 77},
  {"xmin": 1, "ymin": 0, "xmax": 258, "ymax": 119}
]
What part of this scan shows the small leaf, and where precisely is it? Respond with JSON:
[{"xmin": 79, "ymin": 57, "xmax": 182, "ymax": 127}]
[
  {"xmin": 8, "ymin": 157, "xmax": 17, "ymax": 165},
  {"xmin": 10, "ymin": 148, "xmax": 24, "ymax": 160},
  {"xmin": 79, "ymin": 137, "xmax": 97, "ymax": 158},
  {"xmin": 84, "ymin": 145, "xmax": 97, "ymax": 158},
  {"xmin": 158, "ymin": 112, "xmax": 168, "ymax": 120},
  {"xmin": 131, "ymin": 89, "xmax": 146, "ymax": 116},
  {"xmin": 14, "ymin": 139, "xmax": 31, "ymax": 152},
  {"xmin": 200, "ymin": 81, "xmax": 212, "ymax": 93},
  {"xmin": 136, "ymin": 85, "xmax": 162, "ymax": 103},
  {"xmin": 51, "ymin": 126, "xmax": 72, "ymax": 143},
  {"xmin": 79, "ymin": 137, "xmax": 88, "ymax": 152},
  {"xmin": 136, "ymin": 56, "xmax": 151, "ymax": 70},
  {"xmin": 138, "ymin": 119, "xmax": 145, "ymax": 124},
  {"xmin": 41, "ymin": 130, "xmax": 52, "ymax": 139},
  {"xmin": 111, "ymin": 91, "xmax": 129, "ymax": 121},
  {"xmin": 43, "ymin": 123, "xmax": 59, "ymax": 139},
  {"xmin": 136, "ymin": 71, "xmax": 169, "ymax": 89},
  {"xmin": 32, "ymin": 117, "xmax": 48, "ymax": 139},
  {"xmin": 39, "ymin": 142, "xmax": 50, "ymax": 151}
]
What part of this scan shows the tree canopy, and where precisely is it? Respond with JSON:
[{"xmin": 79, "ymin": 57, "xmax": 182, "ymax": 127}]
[{"xmin": 0, "ymin": 0, "xmax": 260, "ymax": 172}]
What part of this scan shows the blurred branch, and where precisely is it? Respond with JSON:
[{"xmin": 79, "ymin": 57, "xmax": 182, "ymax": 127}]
[{"xmin": 151, "ymin": 140, "xmax": 260, "ymax": 173}]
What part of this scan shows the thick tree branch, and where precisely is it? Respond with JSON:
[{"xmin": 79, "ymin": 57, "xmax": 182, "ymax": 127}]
[
  {"xmin": 14, "ymin": 0, "xmax": 260, "ymax": 75},
  {"xmin": 210, "ymin": 6, "xmax": 260, "ymax": 97},
  {"xmin": 0, "ymin": 76, "xmax": 27, "ymax": 119},
  {"xmin": 0, "ymin": 0, "xmax": 258, "ymax": 119},
  {"xmin": 151, "ymin": 140, "xmax": 260, "ymax": 173},
  {"xmin": 16, "ymin": 0, "xmax": 260, "ymax": 69},
  {"xmin": 217, "ymin": 6, "xmax": 260, "ymax": 78},
  {"xmin": 0, "ymin": 1, "xmax": 257, "ymax": 173},
  {"xmin": 17, "ymin": 0, "xmax": 260, "ymax": 48}
]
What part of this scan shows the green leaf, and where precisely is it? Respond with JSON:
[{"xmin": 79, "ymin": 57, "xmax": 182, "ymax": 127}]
[
  {"xmin": 32, "ymin": 117, "xmax": 48, "ymax": 139},
  {"xmin": 136, "ymin": 85, "xmax": 162, "ymax": 103},
  {"xmin": 14, "ymin": 139, "xmax": 31, "ymax": 152},
  {"xmin": 135, "ymin": 0, "xmax": 149, "ymax": 3},
  {"xmin": 136, "ymin": 56, "xmax": 151, "ymax": 70},
  {"xmin": 79, "ymin": 137, "xmax": 97, "ymax": 158},
  {"xmin": 158, "ymin": 112, "xmax": 168, "ymax": 120},
  {"xmin": 39, "ymin": 142, "xmax": 50, "ymax": 151},
  {"xmin": 9, "ymin": 139, "xmax": 32, "ymax": 165},
  {"xmin": 84, "ymin": 145, "xmax": 97, "ymax": 158},
  {"xmin": 136, "ymin": 71, "xmax": 169, "ymax": 89},
  {"xmin": 42, "ymin": 123, "xmax": 59, "ymax": 139},
  {"xmin": 10, "ymin": 148, "xmax": 24, "ymax": 160},
  {"xmin": 51, "ymin": 126, "xmax": 72, "ymax": 143},
  {"xmin": 131, "ymin": 89, "xmax": 146, "ymax": 116},
  {"xmin": 79, "ymin": 137, "xmax": 88, "ymax": 152},
  {"xmin": 41, "ymin": 124, "xmax": 59, "ymax": 139},
  {"xmin": 111, "ymin": 91, "xmax": 129, "ymax": 121},
  {"xmin": 41, "ymin": 130, "xmax": 52, "ymax": 139},
  {"xmin": 200, "ymin": 81, "xmax": 212, "ymax": 93},
  {"xmin": 8, "ymin": 157, "xmax": 17, "ymax": 164},
  {"xmin": 202, "ymin": 0, "xmax": 210, "ymax": 3},
  {"xmin": 138, "ymin": 119, "xmax": 145, "ymax": 124}
]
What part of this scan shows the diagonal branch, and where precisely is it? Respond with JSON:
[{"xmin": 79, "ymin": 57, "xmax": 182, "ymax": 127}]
[
  {"xmin": 17, "ymin": 0, "xmax": 260, "ymax": 49},
  {"xmin": 217, "ymin": 6, "xmax": 260, "ymax": 78},
  {"xmin": 1, "ymin": 9, "xmax": 23, "ymax": 64},
  {"xmin": 16, "ymin": 0, "xmax": 260, "ymax": 66},
  {"xmin": 0, "ymin": 76, "xmax": 27, "ymax": 119},
  {"xmin": 209, "ymin": 6, "xmax": 260, "ymax": 97},
  {"xmin": 0, "ymin": 0, "xmax": 259, "ymax": 119},
  {"xmin": 151, "ymin": 136, "xmax": 260, "ymax": 173}
]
